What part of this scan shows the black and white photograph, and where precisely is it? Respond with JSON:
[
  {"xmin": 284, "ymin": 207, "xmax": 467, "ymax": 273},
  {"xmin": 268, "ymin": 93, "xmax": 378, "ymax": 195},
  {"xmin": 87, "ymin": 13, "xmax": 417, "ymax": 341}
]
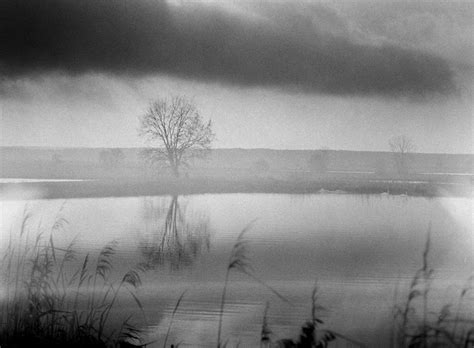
[{"xmin": 0, "ymin": 0, "xmax": 473, "ymax": 347}]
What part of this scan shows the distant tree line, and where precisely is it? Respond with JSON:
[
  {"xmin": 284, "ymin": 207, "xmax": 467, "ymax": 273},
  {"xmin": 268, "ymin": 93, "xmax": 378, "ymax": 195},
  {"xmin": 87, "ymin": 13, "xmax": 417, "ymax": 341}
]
[
  {"xmin": 309, "ymin": 149, "xmax": 330, "ymax": 174},
  {"xmin": 99, "ymin": 149, "xmax": 125, "ymax": 169}
]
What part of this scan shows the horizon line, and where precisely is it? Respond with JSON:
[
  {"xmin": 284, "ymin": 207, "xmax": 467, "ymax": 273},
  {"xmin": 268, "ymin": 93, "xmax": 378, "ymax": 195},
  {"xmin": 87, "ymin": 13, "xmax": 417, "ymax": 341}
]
[{"xmin": 1, "ymin": 145, "xmax": 473, "ymax": 156}]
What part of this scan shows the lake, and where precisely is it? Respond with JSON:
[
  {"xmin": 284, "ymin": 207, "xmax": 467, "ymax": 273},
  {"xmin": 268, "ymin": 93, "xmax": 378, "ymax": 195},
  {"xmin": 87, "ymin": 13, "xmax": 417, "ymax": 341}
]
[{"xmin": 1, "ymin": 192, "xmax": 472, "ymax": 347}]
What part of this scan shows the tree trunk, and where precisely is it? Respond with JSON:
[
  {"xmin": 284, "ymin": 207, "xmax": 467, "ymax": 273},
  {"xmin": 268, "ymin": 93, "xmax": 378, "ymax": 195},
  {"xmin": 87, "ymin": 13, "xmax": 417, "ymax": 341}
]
[
  {"xmin": 172, "ymin": 165, "xmax": 180, "ymax": 178},
  {"xmin": 168, "ymin": 154, "xmax": 180, "ymax": 177}
]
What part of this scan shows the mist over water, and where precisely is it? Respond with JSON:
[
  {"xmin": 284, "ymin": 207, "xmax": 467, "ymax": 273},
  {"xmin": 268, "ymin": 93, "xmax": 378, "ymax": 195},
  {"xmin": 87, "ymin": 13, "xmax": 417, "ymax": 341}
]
[
  {"xmin": 1, "ymin": 192, "xmax": 472, "ymax": 347},
  {"xmin": 1, "ymin": 1, "xmax": 473, "ymax": 347}
]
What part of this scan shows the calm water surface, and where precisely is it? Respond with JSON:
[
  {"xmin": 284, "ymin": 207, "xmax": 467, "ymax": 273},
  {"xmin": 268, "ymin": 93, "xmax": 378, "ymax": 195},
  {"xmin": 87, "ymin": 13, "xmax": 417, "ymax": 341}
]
[{"xmin": 1, "ymin": 193, "xmax": 472, "ymax": 347}]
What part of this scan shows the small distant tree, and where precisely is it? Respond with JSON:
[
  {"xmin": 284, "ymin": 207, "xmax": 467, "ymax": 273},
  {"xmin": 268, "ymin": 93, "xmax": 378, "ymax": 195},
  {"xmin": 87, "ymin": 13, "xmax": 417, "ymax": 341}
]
[
  {"xmin": 139, "ymin": 96, "xmax": 214, "ymax": 177},
  {"xmin": 389, "ymin": 135, "xmax": 415, "ymax": 175}
]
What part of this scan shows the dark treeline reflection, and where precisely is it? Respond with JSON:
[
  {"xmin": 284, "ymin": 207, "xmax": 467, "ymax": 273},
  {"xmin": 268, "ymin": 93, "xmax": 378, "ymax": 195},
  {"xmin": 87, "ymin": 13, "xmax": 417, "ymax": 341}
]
[{"xmin": 139, "ymin": 196, "xmax": 211, "ymax": 270}]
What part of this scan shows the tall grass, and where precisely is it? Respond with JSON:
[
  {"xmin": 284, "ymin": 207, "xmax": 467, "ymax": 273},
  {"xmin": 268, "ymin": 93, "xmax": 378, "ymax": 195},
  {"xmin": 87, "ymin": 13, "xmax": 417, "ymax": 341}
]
[
  {"xmin": 0, "ymin": 208, "xmax": 147, "ymax": 347},
  {"xmin": 217, "ymin": 221, "xmax": 290, "ymax": 348},
  {"xmin": 162, "ymin": 289, "xmax": 187, "ymax": 348},
  {"xmin": 3, "ymin": 209, "xmax": 472, "ymax": 348},
  {"xmin": 393, "ymin": 226, "xmax": 474, "ymax": 348},
  {"xmin": 260, "ymin": 302, "xmax": 271, "ymax": 348},
  {"xmin": 259, "ymin": 282, "xmax": 365, "ymax": 348},
  {"xmin": 216, "ymin": 224, "xmax": 367, "ymax": 348}
]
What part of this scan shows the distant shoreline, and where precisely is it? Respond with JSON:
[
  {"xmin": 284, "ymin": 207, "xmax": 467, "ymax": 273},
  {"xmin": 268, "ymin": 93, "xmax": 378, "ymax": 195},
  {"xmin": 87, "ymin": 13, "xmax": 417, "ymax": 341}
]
[{"xmin": 0, "ymin": 177, "xmax": 471, "ymax": 200}]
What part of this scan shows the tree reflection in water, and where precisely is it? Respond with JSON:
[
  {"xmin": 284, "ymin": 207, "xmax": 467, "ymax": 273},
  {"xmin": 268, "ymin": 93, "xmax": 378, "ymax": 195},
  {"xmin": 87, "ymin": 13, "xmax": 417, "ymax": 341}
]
[{"xmin": 140, "ymin": 196, "xmax": 210, "ymax": 270}]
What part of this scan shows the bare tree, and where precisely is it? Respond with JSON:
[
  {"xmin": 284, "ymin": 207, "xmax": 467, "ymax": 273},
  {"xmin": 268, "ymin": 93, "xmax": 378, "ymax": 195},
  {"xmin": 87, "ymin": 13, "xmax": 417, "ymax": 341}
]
[
  {"xmin": 139, "ymin": 96, "xmax": 214, "ymax": 177},
  {"xmin": 389, "ymin": 135, "xmax": 416, "ymax": 175}
]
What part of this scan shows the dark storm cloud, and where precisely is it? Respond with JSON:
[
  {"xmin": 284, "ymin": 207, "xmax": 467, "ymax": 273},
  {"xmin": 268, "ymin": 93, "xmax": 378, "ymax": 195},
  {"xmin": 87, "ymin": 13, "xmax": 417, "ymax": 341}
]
[{"xmin": 0, "ymin": 0, "xmax": 456, "ymax": 96}]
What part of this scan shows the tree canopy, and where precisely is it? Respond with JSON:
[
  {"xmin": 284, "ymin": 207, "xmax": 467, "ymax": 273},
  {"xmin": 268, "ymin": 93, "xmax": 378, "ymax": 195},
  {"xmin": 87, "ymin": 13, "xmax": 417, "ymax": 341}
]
[{"xmin": 139, "ymin": 96, "xmax": 214, "ymax": 177}]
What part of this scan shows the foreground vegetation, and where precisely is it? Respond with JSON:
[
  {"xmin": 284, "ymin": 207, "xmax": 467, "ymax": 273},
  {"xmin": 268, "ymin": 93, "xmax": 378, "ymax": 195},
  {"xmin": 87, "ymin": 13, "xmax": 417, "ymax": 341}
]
[
  {"xmin": 392, "ymin": 228, "xmax": 474, "ymax": 348},
  {"xmin": 1, "ymin": 210, "xmax": 472, "ymax": 347},
  {"xmin": 0, "ymin": 208, "xmax": 147, "ymax": 347}
]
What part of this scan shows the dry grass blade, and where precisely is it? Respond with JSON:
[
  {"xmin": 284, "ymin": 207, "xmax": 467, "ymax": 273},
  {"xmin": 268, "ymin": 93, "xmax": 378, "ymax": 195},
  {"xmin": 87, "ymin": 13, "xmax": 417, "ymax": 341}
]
[
  {"xmin": 329, "ymin": 330, "xmax": 366, "ymax": 347},
  {"xmin": 243, "ymin": 271, "xmax": 291, "ymax": 305},
  {"xmin": 96, "ymin": 240, "xmax": 118, "ymax": 281},
  {"xmin": 52, "ymin": 201, "xmax": 68, "ymax": 231},
  {"xmin": 163, "ymin": 289, "xmax": 188, "ymax": 348},
  {"xmin": 217, "ymin": 220, "xmax": 256, "ymax": 347},
  {"xmin": 260, "ymin": 302, "xmax": 271, "ymax": 348},
  {"xmin": 218, "ymin": 219, "xmax": 293, "ymax": 347},
  {"xmin": 122, "ymin": 268, "xmax": 143, "ymax": 289}
]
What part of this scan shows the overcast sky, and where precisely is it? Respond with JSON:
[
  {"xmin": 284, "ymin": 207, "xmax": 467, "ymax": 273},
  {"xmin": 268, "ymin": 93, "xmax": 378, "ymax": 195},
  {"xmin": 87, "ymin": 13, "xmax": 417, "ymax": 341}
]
[{"xmin": 1, "ymin": 0, "xmax": 472, "ymax": 153}]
